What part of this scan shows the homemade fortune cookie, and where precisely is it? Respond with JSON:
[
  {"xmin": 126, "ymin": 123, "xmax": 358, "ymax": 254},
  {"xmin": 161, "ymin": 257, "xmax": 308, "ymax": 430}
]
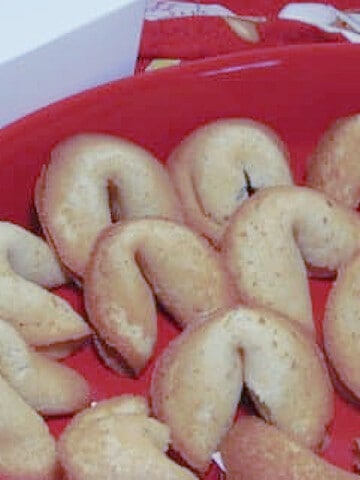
[
  {"xmin": 307, "ymin": 113, "xmax": 360, "ymax": 209},
  {"xmin": 167, "ymin": 118, "xmax": 292, "ymax": 245},
  {"xmin": 0, "ymin": 374, "xmax": 58, "ymax": 480},
  {"xmin": 324, "ymin": 250, "xmax": 360, "ymax": 401},
  {"xmin": 223, "ymin": 186, "xmax": 360, "ymax": 334},
  {"xmin": 151, "ymin": 305, "xmax": 333, "ymax": 472},
  {"xmin": 220, "ymin": 416, "xmax": 358, "ymax": 480},
  {"xmin": 35, "ymin": 133, "xmax": 183, "ymax": 279},
  {"xmin": 84, "ymin": 218, "xmax": 235, "ymax": 374},
  {"xmin": 58, "ymin": 395, "xmax": 197, "ymax": 480},
  {"xmin": 0, "ymin": 319, "xmax": 90, "ymax": 415},
  {"xmin": 0, "ymin": 222, "xmax": 91, "ymax": 354}
]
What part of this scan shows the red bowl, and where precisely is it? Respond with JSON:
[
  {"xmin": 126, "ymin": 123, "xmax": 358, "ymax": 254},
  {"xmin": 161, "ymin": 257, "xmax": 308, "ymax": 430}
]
[{"xmin": 1, "ymin": 43, "xmax": 360, "ymax": 478}]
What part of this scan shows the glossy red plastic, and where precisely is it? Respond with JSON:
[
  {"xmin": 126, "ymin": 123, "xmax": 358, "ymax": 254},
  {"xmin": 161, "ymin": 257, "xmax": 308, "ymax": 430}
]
[{"xmin": 1, "ymin": 43, "xmax": 360, "ymax": 479}]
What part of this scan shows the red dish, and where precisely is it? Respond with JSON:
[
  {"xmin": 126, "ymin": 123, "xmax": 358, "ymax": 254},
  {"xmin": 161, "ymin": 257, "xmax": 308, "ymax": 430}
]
[{"xmin": 1, "ymin": 43, "xmax": 360, "ymax": 478}]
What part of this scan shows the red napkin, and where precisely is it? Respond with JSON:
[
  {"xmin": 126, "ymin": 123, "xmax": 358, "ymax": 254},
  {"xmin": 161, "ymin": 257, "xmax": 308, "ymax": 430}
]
[{"xmin": 137, "ymin": 0, "xmax": 359, "ymax": 72}]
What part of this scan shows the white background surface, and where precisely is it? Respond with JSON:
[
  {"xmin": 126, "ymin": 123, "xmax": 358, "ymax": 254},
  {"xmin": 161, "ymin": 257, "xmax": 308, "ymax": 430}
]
[
  {"xmin": 0, "ymin": 0, "xmax": 139, "ymax": 62},
  {"xmin": 0, "ymin": 0, "xmax": 146, "ymax": 127}
]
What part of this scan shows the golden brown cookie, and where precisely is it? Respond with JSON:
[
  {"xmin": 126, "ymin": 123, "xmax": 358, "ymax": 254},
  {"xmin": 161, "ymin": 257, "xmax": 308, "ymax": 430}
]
[
  {"xmin": 58, "ymin": 395, "xmax": 197, "ymax": 480},
  {"xmin": 223, "ymin": 186, "xmax": 360, "ymax": 334},
  {"xmin": 0, "ymin": 222, "xmax": 91, "ymax": 354},
  {"xmin": 151, "ymin": 305, "xmax": 333, "ymax": 472},
  {"xmin": 167, "ymin": 118, "xmax": 292, "ymax": 245},
  {"xmin": 220, "ymin": 416, "xmax": 358, "ymax": 480},
  {"xmin": 84, "ymin": 218, "xmax": 235, "ymax": 374},
  {"xmin": 35, "ymin": 133, "xmax": 183, "ymax": 279},
  {"xmin": 307, "ymin": 113, "xmax": 360, "ymax": 209}
]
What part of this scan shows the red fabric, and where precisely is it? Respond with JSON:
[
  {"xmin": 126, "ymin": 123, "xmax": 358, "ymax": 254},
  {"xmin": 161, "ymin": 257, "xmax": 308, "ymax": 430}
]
[
  {"xmin": 140, "ymin": 16, "xmax": 255, "ymax": 60},
  {"xmin": 177, "ymin": 0, "xmax": 360, "ymax": 16},
  {"xmin": 258, "ymin": 18, "xmax": 345, "ymax": 45},
  {"xmin": 139, "ymin": 17, "xmax": 345, "ymax": 60},
  {"xmin": 138, "ymin": 1, "xmax": 357, "ymax": 71}
]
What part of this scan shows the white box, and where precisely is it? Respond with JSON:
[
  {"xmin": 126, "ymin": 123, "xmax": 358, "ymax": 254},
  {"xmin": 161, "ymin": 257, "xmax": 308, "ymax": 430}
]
[{"xmin": 0, "ymin": 0, "xmax": 146, "ymax": 128}]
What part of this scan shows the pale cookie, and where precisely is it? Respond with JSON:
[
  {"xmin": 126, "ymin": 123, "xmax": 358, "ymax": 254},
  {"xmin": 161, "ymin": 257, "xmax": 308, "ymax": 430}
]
[
  {"xmin": 167, "ymin": 118, "xmax": 292, "ymax": 245},
  {"xmin": 220, "ymin": 416, "xmax": 358, "ymax": 480},
  {"xmin": 352, "ymin": 437, "xmax": 360, "ymax": 472},
  {"xmin": 0, "ymin": 318, "xmax": 90, "ymax": 415},
  {"xmin": 35, "ymin": 133, "xmax": 183, "ymax": 279},
  {"xmin": 84, "ymin": 218, "xmax": 235, "ymax": 374},
  {"xmin": 0, "ymin": 222, "xmax": 91, "ymax": 354},
  {"xmin": 0, "ymin": 373, "xmax": 58, "ymax": 480},
  {"xmin": 223, "ymin": 186, "xmax": 360, "ymax": 334},
  {"xmin": 307, "ymin": 113, "xmax": 360, "ymax": 208},
  {"xmin": 151, "ymin": 305, "xmax": 333, "ymax": 472},
  {"xmin": 324, "ymin": 250, "xmax": 360, "ymax": 401},
  {"xmin": 58, "ymin": 395, "xmax": 197, "ymax": 480}
]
